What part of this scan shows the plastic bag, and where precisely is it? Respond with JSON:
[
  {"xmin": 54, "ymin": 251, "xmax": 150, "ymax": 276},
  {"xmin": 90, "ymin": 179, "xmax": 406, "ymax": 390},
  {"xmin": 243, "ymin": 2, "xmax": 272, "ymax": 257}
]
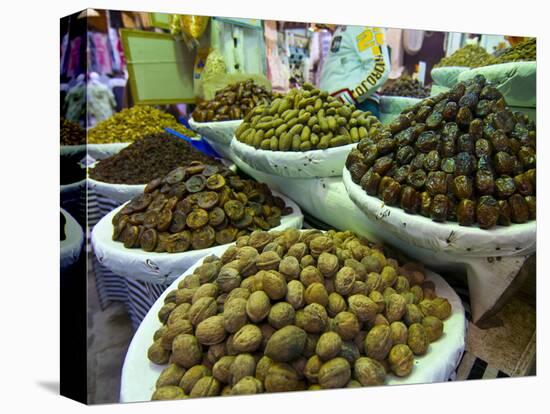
[
  {"xmin": 170, "ymin": 15, "xmax": 209, "ymax": 49},
  {"xmin": 181, "ymin": 15, "xmax": 209, "ymax": 39}
]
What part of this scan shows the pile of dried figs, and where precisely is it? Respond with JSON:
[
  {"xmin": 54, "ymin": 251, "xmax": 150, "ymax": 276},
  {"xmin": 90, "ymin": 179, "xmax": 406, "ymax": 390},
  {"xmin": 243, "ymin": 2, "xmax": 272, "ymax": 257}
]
[
  {"xmin": 346, "ymin": 75, "xmax": 536, "ymax": 229},
  {"xmin": 147, "ymin": 229, "xmax": 452, "ymax": 400},
  {"xmin": 111, "ymin": 165, "xmax": 293, "ymax": 253}
]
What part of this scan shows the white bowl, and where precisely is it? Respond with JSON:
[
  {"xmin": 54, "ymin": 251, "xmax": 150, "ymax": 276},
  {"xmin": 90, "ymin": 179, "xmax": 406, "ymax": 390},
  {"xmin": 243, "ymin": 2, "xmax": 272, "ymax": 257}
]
[
  {"xmin": 188, "ymin": 118, "xmax": 243, "ymax": 159},
  {"xmin": 231, "ymin": 138, "xmax": 355, "ymax": 178},
  {"xmin": 119, "ymin": 253, "xmax": 466, "ymax": 403},
  {"xmin": 342, "ymin": 168, "xmax": 536, "ymax": 258},
  {"xmin": 91, "ymin": 192, "xmax": 304, "ymax": 284}
]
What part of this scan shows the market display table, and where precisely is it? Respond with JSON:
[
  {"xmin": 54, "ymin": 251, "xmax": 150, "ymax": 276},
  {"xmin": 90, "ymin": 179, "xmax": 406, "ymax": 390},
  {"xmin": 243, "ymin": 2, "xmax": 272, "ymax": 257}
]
[
  {"xmin": 231, "ymin": 154, "xmax": 535, "ymax": 325},
  {"xmin": 60, "ymin": 208, "xmax": 84, "ymax": 270},
  {"xmin": 119, "ymin": 254, "xmax": 466, "ymax": 403},
  {"xmin": 91, "ymin": 194, "xmax": 304, "ymax": 326}
]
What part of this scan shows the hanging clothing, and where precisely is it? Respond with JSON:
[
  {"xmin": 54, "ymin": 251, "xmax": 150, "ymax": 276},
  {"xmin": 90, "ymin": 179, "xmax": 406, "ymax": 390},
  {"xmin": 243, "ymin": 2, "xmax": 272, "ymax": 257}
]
[
  {"xmin": 87, "ymin": 79, "xmax": 116, "ymax": 125},
  {"xmin": 64, "ymin": 83, "xmax": 86, "ymax": 123},
  {"xmin": 386, "ymin": 28, "xmax": 405, "ymax": 79},
  {"xmin": 319, "ymin": 26, "xmax": 390, "ymax": 106},
  {"xmin": 403, "ymin": 30, "xmax": 425, "ymax": 55}
]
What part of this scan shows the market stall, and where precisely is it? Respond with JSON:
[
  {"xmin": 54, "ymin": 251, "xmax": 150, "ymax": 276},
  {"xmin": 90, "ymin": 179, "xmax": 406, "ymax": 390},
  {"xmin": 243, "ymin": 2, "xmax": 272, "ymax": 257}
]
[{"xmin": 66, "ymin": 11, "xmax": 536, "ymax": 405}]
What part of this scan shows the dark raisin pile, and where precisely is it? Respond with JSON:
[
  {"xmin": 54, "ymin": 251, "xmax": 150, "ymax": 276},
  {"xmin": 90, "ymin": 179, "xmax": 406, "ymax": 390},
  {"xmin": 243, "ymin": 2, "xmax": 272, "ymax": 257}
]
[{"xmin": 89, "ymin": 133, "xmax": 222, "ymax": 185}]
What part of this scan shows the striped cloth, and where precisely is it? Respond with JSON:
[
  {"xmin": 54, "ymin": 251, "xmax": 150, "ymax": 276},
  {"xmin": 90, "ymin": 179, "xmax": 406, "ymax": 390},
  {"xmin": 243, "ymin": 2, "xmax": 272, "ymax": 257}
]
[
  {"xmin": 453, "ymin": 351, "xmax": 510, "ymax": 381},
  {"xmin": 88, "ymin": 186, "xmax": 174, "ymax": 329},
  {"xmin": 88, "ymin": 187, "xmax": 126, "ymax": 309},
  {"xmin": 124, "ymin": 278, "xmax": 172, "ymax": 329},
  {"xmin": 61, "ymin": 182, "xmax": 86, "ymax": 228}
]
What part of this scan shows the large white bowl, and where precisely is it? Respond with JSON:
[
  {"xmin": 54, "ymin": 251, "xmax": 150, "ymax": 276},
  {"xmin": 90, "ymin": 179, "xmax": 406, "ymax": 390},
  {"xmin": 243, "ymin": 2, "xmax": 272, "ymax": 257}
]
[
  {"xmin": 342, "ymin": 167, "xmax": 536, "ymax": 322},
  {"xmin": 87, "ymin": 143, "xmax": 131, "ymax": 161},
  {"xmin": 87, "ymin": 159, "xmax": 237, "ymax": 205},
  {"xmin": 430, "ymin": 66, "xmax": 470, "ymax": 88},
  {"xmin": 457, "ymin": 61, "xmax": 536, "ymax": 108},
  {"xmin": 342, "ymin": 168, "xmax": 536, "ymax": 258},
  {"xmin": 91, "ymin": 192, "xmax": 304, "ymax": 284},
  {"xmin": 188, "ymin": 118, "xmax": 242, "ymax": 159},
  {"xmin": 231, "ymin": 138, "xmax": 355, "ymax": 178},
  {"xmin": 120, "ymin": 253, "xmax": 466, "ymax": 403}
]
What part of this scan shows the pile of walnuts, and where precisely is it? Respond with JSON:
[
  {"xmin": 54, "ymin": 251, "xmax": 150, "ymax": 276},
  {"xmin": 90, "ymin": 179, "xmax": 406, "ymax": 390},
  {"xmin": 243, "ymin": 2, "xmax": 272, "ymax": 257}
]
[{"xmin": 147, "ymin": 229, "xmax": 452, "ymax": 400}]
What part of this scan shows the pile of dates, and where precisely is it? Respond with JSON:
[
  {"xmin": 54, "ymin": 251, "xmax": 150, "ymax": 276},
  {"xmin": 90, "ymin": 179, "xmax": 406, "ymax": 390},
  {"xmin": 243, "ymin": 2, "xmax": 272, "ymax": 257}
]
[
  {"xmin": 111, "ymin": 164, "xmax": 293, "ymax": 252},
  {"xmin": 192, "ymin": 80, "xmax": 276, "ymax": 122},
  {"xmin": 380, "ymin": 76, "xmax": 430, "ymax": 99},
  {"xmin": 235, "ymin": 83, "xmax": 384, "ymax": 151},
  {"xmin": 147, "ymin": 229, "xmax": 452, "ymax": 400},
  {"xmin": 346, "ymin": 75, "xmax": 536, "ymax": 229}
]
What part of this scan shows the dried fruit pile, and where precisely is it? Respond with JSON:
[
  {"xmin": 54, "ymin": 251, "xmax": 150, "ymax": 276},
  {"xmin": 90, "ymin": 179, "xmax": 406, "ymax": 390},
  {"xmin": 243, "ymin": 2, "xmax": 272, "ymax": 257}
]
[
  {"xmin": 192, "ymin": 80, "xmax": 276, "ymax": 122},
  {"xmin": 380, "ymin": 76, "xmax": 430, "ymax": 99},
  {"xmin": 345, "ymin": 75, "xmax": 536, "ymax": 229},
  {"xmin": 89, "ymin": 133, "xmax": 221, "ymax": 185},
  {"xmin": 235, "ymin": 83, "xmax": 385, "ymax": 151},
  {"xmin": 88, "ymin": 105, "xmax": 197, "ymax": 144},
  {"xmin": 487, "ymin": 37, "xmax": 536, "ymax": 65},
  {"xmin": 61, "ymin": 118, "xmax": 86, "ymax": 145},
  {"xmin": 434, "ymin": 44, "xmax": 492, "ymax": 68},
  {"xmin": 147, "ymin": 229, "xmax": 452, "ymax": 400},
  {"xmin": 112, "ymin": 165, "xmax": 292, "ymax": 253}
]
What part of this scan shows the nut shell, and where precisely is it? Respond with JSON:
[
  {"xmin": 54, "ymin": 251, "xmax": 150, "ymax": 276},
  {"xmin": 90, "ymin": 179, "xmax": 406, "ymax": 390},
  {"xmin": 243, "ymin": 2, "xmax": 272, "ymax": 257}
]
[
  {"xmin": 172, "ymin": 334, "xmax": 203, "ymax": 368},
  {"xmin": 232, "ymin": 324, "xmax": 263, "ymax": 353},
  {"xmin": 195, "ymin": 315, "xmax": 227, "ymax": 346},
  {"xmin": 318, "ymin": 357, "xmax": 351, "ymax": 389},
  {"xmin": 316, "ymin": 332, "xmax": 343, "ymax": 361},
  {"xmin": 388, "ymin": 344, "xmax": 414, "ymax": 377},
  {"xmin": 354, "ymin": 357, "xmax": 386, "ymax": 386},
  {"xmin": 365, "ymin": 325, "xmax": 393, "ymax": 361},
  {"xmin": 264, "ymin": 325, "xmax": 307, "ymax": 362}
]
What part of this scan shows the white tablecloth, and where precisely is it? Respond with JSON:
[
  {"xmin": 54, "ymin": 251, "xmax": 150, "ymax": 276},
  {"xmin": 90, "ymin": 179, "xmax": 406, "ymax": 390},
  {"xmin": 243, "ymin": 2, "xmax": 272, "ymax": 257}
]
[
  {"xmin": 120, "ymin": 253, "xmax": 466, "ymax": 403},
  {"xmin": 91, "ymin": 192, "xmax": 304, "ymax": 284}
]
